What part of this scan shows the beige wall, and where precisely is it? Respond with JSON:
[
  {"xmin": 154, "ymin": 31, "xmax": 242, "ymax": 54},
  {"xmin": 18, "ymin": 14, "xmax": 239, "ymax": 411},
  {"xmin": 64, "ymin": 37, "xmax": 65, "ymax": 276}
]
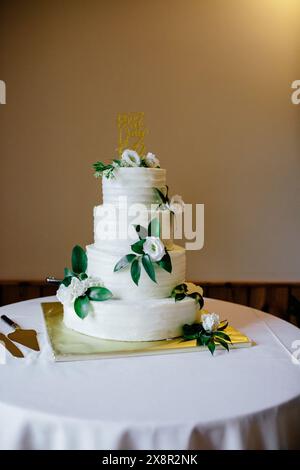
[{"xmin": 0, "ymin": 0, "xmax": 299, "ymax": 282}]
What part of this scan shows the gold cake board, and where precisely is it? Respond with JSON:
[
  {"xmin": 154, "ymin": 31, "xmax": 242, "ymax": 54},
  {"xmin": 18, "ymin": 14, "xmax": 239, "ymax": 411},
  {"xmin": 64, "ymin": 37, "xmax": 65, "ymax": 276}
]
[{"xmin": 41, "ymin": 302, "xmax": 252, "ymax": 362}]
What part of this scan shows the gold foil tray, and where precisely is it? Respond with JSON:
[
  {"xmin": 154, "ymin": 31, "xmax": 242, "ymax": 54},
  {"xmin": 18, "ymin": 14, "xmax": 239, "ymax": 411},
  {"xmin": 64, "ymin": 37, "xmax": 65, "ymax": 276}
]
[{"xmin": 41, "ymin": 302, "xmax": 252, "ymax": 362}]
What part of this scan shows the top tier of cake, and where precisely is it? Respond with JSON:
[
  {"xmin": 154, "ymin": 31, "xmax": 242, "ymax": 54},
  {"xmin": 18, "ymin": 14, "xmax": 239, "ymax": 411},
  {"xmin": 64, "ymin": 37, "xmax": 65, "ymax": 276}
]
[{"xmin": 102, "ymin": 167, "xmax": 166, "ymax": 205}]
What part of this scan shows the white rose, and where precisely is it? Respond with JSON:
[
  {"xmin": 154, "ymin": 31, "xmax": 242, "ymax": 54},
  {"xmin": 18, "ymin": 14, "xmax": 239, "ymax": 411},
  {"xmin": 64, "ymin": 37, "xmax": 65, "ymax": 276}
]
[
  {"xmin": 201, "ymin": 313, "xmax": 220, "ymax": 333},
  {"xmin": 169, "ymin": 194, "xmax": 185, "ymax": 213},
  {"xmin": 144, "ymin": 152, "xmax": 160, "ymax": 168},
  {"xmin": 56, "ymin": 283, "xmax": 72, "ymax": 305},
  {"xmin": 121, "ymin": 149, "xmax": 141, "ymax": 167},
  {"xmin": 56, "ymin": 277, "xmax": 88, "ymax": 305},
  {"xmin": 143, "ymin": 236, "xmax": 166, "ymax": 262}
]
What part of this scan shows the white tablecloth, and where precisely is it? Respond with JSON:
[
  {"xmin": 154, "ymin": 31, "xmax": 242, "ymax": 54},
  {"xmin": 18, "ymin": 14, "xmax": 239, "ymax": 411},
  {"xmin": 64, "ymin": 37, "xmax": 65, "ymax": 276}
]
[{"xmin": 0, "ymin": 296, "xmax": 299, "ymax": 450}]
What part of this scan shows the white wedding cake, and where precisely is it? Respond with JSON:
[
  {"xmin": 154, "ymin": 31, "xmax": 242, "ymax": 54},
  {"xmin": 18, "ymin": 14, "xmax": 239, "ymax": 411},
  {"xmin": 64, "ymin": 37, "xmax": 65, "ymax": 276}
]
[{"xmin": 59, "ymin": 150, "xmax": 202, "ymax": 341}]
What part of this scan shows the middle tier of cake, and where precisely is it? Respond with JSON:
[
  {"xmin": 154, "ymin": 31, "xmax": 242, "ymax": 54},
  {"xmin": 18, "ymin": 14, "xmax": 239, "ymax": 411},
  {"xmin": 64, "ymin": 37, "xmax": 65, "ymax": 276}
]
[{"xmin": 86, "ymin": 244, "xmax": 186, "ymax": 300}]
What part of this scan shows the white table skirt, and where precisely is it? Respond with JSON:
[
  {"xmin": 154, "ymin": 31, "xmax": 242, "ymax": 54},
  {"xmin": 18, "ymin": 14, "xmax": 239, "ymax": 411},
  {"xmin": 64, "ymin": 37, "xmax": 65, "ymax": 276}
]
[{"xmin": 0, "ymin": 296, "xmax": 299, "ymax": 450}]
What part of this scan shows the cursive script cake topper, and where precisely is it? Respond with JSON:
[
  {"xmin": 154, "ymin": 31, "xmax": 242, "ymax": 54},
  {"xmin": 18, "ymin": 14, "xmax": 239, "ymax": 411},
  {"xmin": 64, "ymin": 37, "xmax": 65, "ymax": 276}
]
[{"xmin": 117, "ymin": 112, "xmax": 148, "ymax": 156}]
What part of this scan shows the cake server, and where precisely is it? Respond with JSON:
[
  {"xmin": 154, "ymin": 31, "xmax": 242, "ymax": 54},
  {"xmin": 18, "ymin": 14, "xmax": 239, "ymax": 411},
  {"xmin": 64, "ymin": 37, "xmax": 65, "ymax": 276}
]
[
  {"xmin": 1, "ymin": 315, "xmax": 40, "ymax": 351},
  {"xmin": 0, "ymin": 332, "xmax": 24, "ymax": 358}
]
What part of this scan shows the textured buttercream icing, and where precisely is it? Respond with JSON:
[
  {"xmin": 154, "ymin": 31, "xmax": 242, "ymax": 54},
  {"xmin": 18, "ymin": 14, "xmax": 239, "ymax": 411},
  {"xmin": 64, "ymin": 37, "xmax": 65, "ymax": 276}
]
[
  {"xmin": 102, "ymin": 167, "xmax": 166, "ymax": 205},
  {"xmin": 64, "ymin": 296, "xmax": 197, "ymax": 341},
  {"xmin": 86, "ymin": 244, "xmax": 186, "ymax": 300},
  {"xmin": 62, "ymin": 159, "xmax": 196, "ymax": 341}
]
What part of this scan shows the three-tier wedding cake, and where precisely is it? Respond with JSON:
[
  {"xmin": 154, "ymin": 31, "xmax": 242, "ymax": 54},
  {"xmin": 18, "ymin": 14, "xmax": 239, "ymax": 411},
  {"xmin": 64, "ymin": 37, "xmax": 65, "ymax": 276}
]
[{"xmin": 58, "ymin": 150, "xmax": 203, "ymax": 341}]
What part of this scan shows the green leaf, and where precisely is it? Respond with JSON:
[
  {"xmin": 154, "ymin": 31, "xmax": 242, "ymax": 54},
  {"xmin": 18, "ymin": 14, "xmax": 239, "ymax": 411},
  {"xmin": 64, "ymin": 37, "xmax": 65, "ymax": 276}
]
[
  {"xmin": 188, "ymin": 292, "xmax": 204, "ymax": 309},
  {"xmin": 182, "ymin": 323, "xmax": 203, "ymax": 340},
  {"xmin": 214, "ymin": 331, "xmax": 231, "ymax": 343},
  {"xmin": 153, "ymin": 187, "xmax": 168, "ymax": 204},
  {"xmin": 62, "ymin": 276, "xmax": 73, "ymax": 287},
  {"xmin": 171, "ymin": 283, "xmax": 187, "ymax": 297},
  {"xmin": 148, "ymin": 218, "xmax": 160, "ymax": 237},
  {"xmin": 78, "ymin": 272, "xmax": 88, "ymax": 281},
  {"xmin": 87, "ymin": 286, "xmax": 113, "ymax": 301},
  {"xmin": 216, "ymin": 337, "xmax": 230, "ymax": 352},
  {"xmin": 131, "ymin": 239, "xmax": 145, "ymax": 254},
  {"xmin": 207, "ymin": 340, "xmax": 216, "ymax": 355},
  {"xmin": 71, "ymin": 245, "xmax": 87, "ymax": 274},
  {"xmin": 218, "ymin": 321, "xmax": 229, "ymax": 331},
  {"xmin": 133, "ymin": 224, "xmax": 148, "ymax": 240},
  {"xmin": 142, "ymin": 254, "xmax": 157, "ymax": 283},
  {"xmin": 175, "ymin": 292, "xmax": 186, "ymax": 302},
  {"xmin": 158, "ymin": 250, "xmax": 172, "ymax": 273},
  {"xmin": 131, "ymin": 257, "xmax": 141, "ymax": 285},
  {"xmin": 64, "ymin": 267, "xmax": 74, "ymax": 278},
  {"xmin": 74, "ymin": 295, "xmax": 91, "ymax": 319},
  {"xmin": 114, "ymin": 254, "xmax": 136, "ymax": 271}
]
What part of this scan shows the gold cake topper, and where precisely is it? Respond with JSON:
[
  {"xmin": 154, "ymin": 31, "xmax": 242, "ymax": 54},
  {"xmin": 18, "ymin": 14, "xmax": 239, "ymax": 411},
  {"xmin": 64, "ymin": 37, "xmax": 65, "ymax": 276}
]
[{"xmin": 117, "ymin": 112, "xmax": 148, "ymax": 156}]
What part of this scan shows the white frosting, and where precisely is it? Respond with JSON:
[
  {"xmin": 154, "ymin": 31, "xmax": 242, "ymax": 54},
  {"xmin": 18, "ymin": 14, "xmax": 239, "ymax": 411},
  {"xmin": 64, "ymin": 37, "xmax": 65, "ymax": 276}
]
[
  {"xmin": 102, "ymin": 167, "xmax": 166, "ymax": 205},
  {"xmin": 94, "ymin": 205, "xmax": 174, "ymax": 251},
  {"xmin": 61, "ymin": 165, "xmax": 194, "ymax": 342},
  {"xmin": 87, "ymin": 243, "xmax": 186, "ymax": 300},
  {"xmin": 63, "ymin": 296, "xmax": 198, "ymax": 341}
]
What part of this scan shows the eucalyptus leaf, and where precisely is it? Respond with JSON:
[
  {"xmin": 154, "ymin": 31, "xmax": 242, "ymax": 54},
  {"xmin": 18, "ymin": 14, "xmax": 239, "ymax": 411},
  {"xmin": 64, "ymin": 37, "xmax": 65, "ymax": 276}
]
[
  {"xmin": 72, "ymin": 245, "xmax": 87, "ymax": 274},
  {"xmin": 114, "ymin": 254, "xmax": 136, "ymax": 272},
  {"xmin": 158, "ymin": 250, "xmax": 172, "ymax": 273},
  {"xmin": 74, "ymin": 295, "xmax": 91, "ymax": 319},
  {"xmin": 148, "ymin": 218, "xmax": 160, "ymax": 237},
  {"xmin": 87, "ymin": 286, "xmax": 113, "ymax": 301},
  {"xmin": 131, "ymin": 257, "xmax": 141, "ymax": 285},
  {"xmin": 131, "ymin": 239, "xmax": 145, "ymax": 254},
  {"xmin": 142, "ymin": 254, "xmax": 157, "ymax": 283}
]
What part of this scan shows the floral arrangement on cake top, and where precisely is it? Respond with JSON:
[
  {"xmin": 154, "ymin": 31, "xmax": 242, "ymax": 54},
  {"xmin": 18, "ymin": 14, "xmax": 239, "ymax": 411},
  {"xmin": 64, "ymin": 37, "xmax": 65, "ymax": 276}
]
[
  {"xmin": 93, "ymin": 149, "xmax": 160, "ymax": 179},
  {"xmin": 56, "ymin": 245, "xmax": 112, "ymax": 319},
  {"xmin": 114, "ymin": 217, "xmax": 172, "ymax": 285}
]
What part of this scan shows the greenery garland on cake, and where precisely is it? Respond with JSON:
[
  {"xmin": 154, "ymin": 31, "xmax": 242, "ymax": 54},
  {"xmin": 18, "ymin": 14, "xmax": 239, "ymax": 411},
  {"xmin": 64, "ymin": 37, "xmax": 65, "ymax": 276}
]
[
  {"xmin": 114, "ymin": 218, "xmax": 172, "ymax": 285},
  {"xmin": 93, "ymin": 149, "xmax": 160, "ymax": 179},
  {"xmin": 56, "ymin": 245, "xmax": 112, "ymax": 319}
]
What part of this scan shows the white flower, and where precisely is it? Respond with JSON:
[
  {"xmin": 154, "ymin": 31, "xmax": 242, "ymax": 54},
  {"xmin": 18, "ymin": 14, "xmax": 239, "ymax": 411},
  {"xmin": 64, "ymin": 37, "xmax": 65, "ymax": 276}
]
[
  {"xmin": 85, "ymin": 276, "xmax": 103, "ymax": 289},
  {"xmin": 169, "ymin": 194, "xmax": 185, "ymax": 214},
  {"xmin": 121, "ymin": 149, "xmax": 141, "ymax": 167},
  {"xmin": 144, "ymin": 152, "xmax": 160, "ymax": 168},
  {"xmin": 201, "ymin": 313, "xmax": 220, "ymax": 333},
  {"xmin": 56, "ymin": 283, "xmax": 73, "ymax": 305},
  {"xmin": 143, "ymin": 236, "xmax": 166, "ymax": 262},
  {"xmin": 56, "ymin": 276, "xmax": 103, "ymax": 305}
]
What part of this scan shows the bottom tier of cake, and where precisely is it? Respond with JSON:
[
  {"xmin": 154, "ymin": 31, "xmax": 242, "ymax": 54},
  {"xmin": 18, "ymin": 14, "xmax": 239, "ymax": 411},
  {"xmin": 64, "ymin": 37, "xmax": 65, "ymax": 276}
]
[{"xmin": 63, "ymin": 297, "xmax": 198, "ymax": 341}]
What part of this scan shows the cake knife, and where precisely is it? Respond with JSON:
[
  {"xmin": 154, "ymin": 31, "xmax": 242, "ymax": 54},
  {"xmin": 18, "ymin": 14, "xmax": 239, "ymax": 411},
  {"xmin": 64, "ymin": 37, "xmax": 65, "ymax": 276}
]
[{"xmin": 0, "ymin": 332, "xmax": 24, "ymax": 358}]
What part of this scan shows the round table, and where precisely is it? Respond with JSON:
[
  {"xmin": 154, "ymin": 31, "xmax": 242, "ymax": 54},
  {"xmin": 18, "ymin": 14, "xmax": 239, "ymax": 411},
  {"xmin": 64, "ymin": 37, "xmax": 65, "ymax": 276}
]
[{"xmin": 0, "ymin": 296, "xmax": 299, "ymax": 450}]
